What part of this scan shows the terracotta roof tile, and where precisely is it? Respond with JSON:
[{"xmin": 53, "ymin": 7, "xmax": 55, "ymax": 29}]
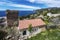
[{"xmin": 18, "ymin": 19, "xmax": 45, "ymax": 29}]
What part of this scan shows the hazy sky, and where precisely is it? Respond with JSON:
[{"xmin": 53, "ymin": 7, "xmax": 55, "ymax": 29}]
[{"xmin": 0, "ymin": 0, "xmax": 60, "ymax": 11}]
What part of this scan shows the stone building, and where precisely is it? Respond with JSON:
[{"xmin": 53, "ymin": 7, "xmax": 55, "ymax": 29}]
[{"xmin": 6, "ymin": 10, "xmax": 18, "ymax": 27}]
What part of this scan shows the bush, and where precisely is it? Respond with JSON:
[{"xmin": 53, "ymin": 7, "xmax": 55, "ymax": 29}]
[
  {"xmin": 0, "ymin": 30, "xmax": 7, "ymax": 40},
  {"xmin": 27, "ymin": 29, "xmax": 60, "ymax": 40}
]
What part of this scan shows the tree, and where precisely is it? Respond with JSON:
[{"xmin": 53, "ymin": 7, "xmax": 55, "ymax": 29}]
[
  {"xmin": 43, "ymin": 11, "xmax": 48, "ymax": 16},
  {"xmin": 28, "ymin": 24, "xmax": 32, "ymax": 33}
]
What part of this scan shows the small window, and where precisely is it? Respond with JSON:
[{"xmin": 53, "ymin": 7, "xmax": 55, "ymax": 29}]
[
  {"xmin": 23, "ymin": 30, "xmax": 26, "ymax": 35},
  {"xmin": 32, "ymin": 28, "xmax": 37, "ymax": 32}
]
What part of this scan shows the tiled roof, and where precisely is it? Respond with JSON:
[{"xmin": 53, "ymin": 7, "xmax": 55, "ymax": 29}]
[{"xmin": 18, "ymin": 19, "xmax": 45, "ymax": 29}]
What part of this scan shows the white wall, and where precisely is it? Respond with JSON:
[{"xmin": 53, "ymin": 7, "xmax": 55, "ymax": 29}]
[
  {"xmin": 20, "ymin": 27, "xmax": 42, "ymax": 39},
  {"xmin": 0, "ymin": 17, "xmax": 7, "ymax": 27},
  {"xmin": 47, "ymin": 12, "xmax": 60, "ymax": 17}
]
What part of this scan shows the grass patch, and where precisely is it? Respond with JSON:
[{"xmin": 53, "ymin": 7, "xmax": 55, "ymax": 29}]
[{"xmin": 27, "ymin": 29, "xmax": 60, "ymax": 40}]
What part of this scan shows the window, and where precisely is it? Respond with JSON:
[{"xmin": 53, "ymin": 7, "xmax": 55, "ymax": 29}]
[
  {"xmin": 23, "ymin": 30, "xmax": 26, "ymax": 35},
  {"xmin": 32, "ymin": 28, "xmax": 37, "ymax": 32}
]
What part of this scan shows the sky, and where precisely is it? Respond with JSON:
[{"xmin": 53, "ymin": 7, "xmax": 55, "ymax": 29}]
[{"xmin": 0, "ymin": 0, "xmax": 60, "ymax": 11}]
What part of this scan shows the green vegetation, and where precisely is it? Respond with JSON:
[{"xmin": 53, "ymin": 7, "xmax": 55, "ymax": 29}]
[
  {"xmin": 4, "ymin": 27, "xmax": 20, "ymax": 40},
  {"xmin": 36, "ymin": 7, "xmax": 60, "ymax": 14},
  {"xmin": 0, "ymin": 30, "xmax": 7, "ymax": 40},
  {"xmin": 19, "ymin": 7, "xmax": 60, "ymax": 20},
  {"xmin": 28, "ymin": 24, "xmax": 32, "ymax": 32},
  {"xmin": 27, "ymin": 29, "xmax": 60, "ymax": 40}
]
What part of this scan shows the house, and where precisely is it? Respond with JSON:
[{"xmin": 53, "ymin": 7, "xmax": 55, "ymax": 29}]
[
  {"xmin": 47, "ymin": 12, "xmax": 60, "ymax": 17},
  {"xmin": 47, "ymin": 12, "xmax": 52, "ymax": 17},
  {"xmin": 18, "ymin": 19, "xmax": 46, "ymax": 39}
]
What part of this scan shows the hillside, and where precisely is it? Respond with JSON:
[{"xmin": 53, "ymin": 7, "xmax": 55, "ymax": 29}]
[
  {"xmin": 19, "ymin": 7, "xmax": 60, "ymax": 20},
  {"xmin": 36, "ymin": 7, "xmax": 60, "ymax": 14}
]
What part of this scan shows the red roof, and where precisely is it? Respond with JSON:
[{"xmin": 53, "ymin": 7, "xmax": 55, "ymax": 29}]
[{"xmin": 18, "ymin": 19, "xmax": 45, "ymax": 29}]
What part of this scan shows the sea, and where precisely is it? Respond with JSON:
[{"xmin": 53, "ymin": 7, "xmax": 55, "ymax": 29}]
[{"xmin": 0, "ymin": 11, "xmax": 35, "ymax": 17}]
